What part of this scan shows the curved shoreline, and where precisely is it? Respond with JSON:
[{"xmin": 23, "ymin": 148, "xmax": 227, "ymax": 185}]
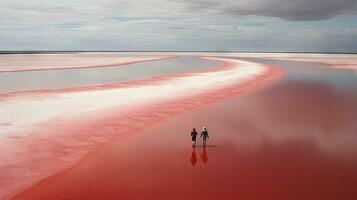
[
  {"xmin": 0, "ymin": 56, "xmax": 222, "ymax": 100},
  {"xmin": 1, "ymin": 57, "xmax": 283, "ymax": 199},
  {"xmin": 13, "ymin": 62, "xmax": 357, "ymax": 200},
  {"xmin": 200, "ymin": 53, "xmax": 357, "ymax": 71},
  {"xmin": 0, "ymin": 55, "xmax": 177, "ymax": 73}
]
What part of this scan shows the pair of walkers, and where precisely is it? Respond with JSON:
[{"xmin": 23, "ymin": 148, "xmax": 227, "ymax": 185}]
[{"xmin": 191, "ymin": 127, "xmax": 209, "ymax": 147}]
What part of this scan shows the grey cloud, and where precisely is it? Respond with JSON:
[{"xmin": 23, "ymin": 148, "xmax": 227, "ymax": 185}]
[
  {"xmin": 0, "ymin": 0, "xmax": 356, "ymax": 51},
  {"xmin": 178, "ymin": 0, "xmax": 357, "ymax": 20},
  {"xmin": 2, "ymin": 0, "xmax": 357, "ymax": 21}
]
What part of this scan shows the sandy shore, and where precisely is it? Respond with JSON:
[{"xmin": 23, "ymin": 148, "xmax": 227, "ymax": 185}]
[
  {"xmin": 0, "ymin": 53, "xmax": 175, "ymax": 72},
  {"xmin": 4, "ymin": 54, "xmax": 357, "ymax": 199},
  {"xmin": 161, "ymin": 53, "xmax": 357, "ymax": 70},
  {"xmin": 0, "ymin": 57, "xmax": 281, "ymax": 199},
  {"xmin": 2, "ymin": 53, "xmax": 355, "ymax": 72},
  {"xmin": 10, "ymin": 61, "xmax": 357, "ymax": 200},
  {"xmin": 211, "ymin": 53, "xmax": 357, "ymax": 70}
]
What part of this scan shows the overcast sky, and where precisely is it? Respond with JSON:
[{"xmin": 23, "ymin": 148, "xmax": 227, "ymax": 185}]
[{"xmin": 1, "ymin": 0, "xmax": 357, "ymax": 52}]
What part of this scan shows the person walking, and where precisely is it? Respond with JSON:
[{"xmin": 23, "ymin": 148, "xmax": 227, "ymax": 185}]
[
  {"xmin": 191, "ymin": 128, "xmax": 198, "ymax": 147},
  {"xmin": 200, "ymin": 127, "xmax": 209, "ymax": 147}
]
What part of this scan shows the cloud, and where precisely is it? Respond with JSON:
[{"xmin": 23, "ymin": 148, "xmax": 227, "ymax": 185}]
[
  {"xmin": 0, "ymin": 0, "xmax": 356, "ymax": 51},
  {"xmin": 178, "ymin": 0, "xmax": 357, "ymax": 20},
  {"xmin": 1, "ymin": 0, "xmax": 357, "ymax": 24}
]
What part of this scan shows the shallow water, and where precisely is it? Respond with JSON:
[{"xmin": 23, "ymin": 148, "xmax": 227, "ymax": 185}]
[
  {"xmin": 0, "ymin": 56, "xmax": 220, "ymax": 94},
  {"xmin": 6, "ymin": 55, "xmax": 357, "ymax": 200},
  {"xmin": 241, "ymin": 58, "xmax": 357, "ymax": 94}
]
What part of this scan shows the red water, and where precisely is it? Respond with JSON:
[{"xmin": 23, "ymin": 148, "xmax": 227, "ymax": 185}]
[
  {"xmin": 11, "ymin": 65, "xmax": 357, "ymax": 200},
  {"xmin": 2, "ymin": 59, "xmax": 280, "ymax": 199}
]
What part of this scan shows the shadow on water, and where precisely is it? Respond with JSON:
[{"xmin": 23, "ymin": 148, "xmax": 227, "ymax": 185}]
[
  {"xmin": 190, "ymin": 145, "xmax": 214, "ymax": 167},
  {"xmin": 201, "ymin": 148, "xmax": 208, "ymax": 167},
  {"xmin": 190, "ymin": 147, "xmax": 198, "ymax": 167}
]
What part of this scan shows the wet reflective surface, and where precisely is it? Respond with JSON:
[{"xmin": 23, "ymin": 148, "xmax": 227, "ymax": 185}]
[
  {"xmin": 0, "ymin": 56, "xmax": 220, "ymax": 94},
  {"xmin": 10, "ymin": 57, "xmax": 357, "ymax": 200},
  {"xmin": 190, "ymin": 147, "xmax": 209, "ymax": 167}
]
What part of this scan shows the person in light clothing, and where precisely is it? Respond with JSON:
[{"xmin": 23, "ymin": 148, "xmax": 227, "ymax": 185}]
[{"xmin": 200, "ymin": 127, "xmax": 209, "ymax": 147}]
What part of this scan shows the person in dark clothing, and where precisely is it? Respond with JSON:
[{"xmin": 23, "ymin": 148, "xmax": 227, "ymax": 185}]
[
  {"xmin": 200, "ymin": 127, "xmax": 209, "ymax": 147},
  {"xmin": 191, "ymin": 128, "xmax": 198, "ymax": 147}
]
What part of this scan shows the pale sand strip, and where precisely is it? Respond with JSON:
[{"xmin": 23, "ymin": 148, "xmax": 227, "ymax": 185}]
[
  {"xmin": 205, "ymin": 53, "xmax": 357, "ymax": 70},
  {"xmin": 0, "ymin": 53, "xmax": 174, "ymax": 72},
  {"xmin": 0, "ymin": 57, "xmax": 266, "ymax": 136},
  {"xmin": 0, "ymin": 57, "xmax": 279, "ymax": 199}
]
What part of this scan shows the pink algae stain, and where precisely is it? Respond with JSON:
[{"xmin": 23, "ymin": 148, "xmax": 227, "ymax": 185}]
[
  {"xmin": 0, "ymin": 56, "xmax": 231, "ymax": 101},
  {"xmin": 3, "ymin": 61, "xmax": 282, "ymax": 199},
  {"xmin": 10, "ymin": 67, "xmax": 357, "ymax": 200},
  {"xmin": 333, "ymin": 64, "xmax": 357, "ymax": 70}
]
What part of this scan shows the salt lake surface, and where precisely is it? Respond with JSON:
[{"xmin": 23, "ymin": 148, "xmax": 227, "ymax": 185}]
[
  {"xmin": 1, "ymin": 53, "xmax": 357, "ymax": 200},
  {"xmin": 0, "ymin": 56, "xmax": 219, "ymax": 93}
]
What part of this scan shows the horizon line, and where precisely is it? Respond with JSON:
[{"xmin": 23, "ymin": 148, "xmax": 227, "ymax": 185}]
[{"xmin": 1, "ymin": 50, "xmax": 357, "ymax": 54}]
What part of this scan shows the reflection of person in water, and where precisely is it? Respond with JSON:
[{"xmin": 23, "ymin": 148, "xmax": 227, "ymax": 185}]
[
  {"xmin": 191, "ymin": 128, "xmax": 198, "ymax": 147},
  {"xmin": 200, "ymin": 148, "xmax": 208, "ymax": 167},
  {"xmin": 190, "ymin": 147, "xmax": 197, "ymax": 167},
  {"xmin": 200, "ymin": 127, "xmax": 209, "ymax": 147}
]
